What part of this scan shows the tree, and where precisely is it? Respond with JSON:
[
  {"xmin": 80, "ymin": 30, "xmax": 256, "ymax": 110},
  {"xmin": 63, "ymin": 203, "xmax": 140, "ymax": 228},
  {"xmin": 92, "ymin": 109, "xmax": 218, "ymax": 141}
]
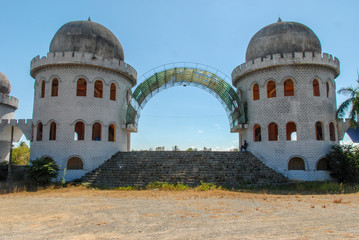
[
  {"xmin": 12, "ymin": 141, "xmax": 30, "ymax": 165},
  {"xmin": 326, "ymin": 144, "xmax": 359, "ymax": 183},
  {"xmin": 337, "ymin": 74, "xmax": 359, "ymax": 126}
]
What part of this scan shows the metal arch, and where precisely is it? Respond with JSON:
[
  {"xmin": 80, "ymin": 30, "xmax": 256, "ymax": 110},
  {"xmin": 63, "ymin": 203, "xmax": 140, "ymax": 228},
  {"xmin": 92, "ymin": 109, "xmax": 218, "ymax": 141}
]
[{"xmin": 126, "ymin": 63, "xmax": 246, "ymax": 130}]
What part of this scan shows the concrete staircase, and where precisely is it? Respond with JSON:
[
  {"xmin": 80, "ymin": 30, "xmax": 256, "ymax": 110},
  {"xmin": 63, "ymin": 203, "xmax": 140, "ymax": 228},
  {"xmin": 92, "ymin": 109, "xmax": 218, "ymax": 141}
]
[{"xmin": 80, "ymin": 151, "xmax": 287, "ymax": 187}]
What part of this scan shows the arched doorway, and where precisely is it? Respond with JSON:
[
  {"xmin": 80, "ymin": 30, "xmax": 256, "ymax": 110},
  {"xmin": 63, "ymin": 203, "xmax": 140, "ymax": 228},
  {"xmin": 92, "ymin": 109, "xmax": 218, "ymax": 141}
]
[{"xmin": 125, "ymin": 63, "xmax": 246, "ymax": 150}]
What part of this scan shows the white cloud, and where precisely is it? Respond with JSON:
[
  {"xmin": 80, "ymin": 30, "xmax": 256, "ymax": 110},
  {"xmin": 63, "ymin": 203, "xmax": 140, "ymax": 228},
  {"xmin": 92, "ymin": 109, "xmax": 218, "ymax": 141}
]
[{"xmin": 197, "ymin": 130, "xmax": 204, "ymax": 134}]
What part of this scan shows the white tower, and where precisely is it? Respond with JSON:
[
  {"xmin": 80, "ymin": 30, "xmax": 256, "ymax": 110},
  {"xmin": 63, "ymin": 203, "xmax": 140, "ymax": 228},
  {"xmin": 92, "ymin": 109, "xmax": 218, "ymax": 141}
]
[
  {"xmin": 30, "ymin": 20, "xmax": 137, "ymax": 180},
  {"xmin": 0, "ymin": 72, "xmax": 18, "ymax": 161},
  {"xmin": 232, "ymin": 19, "xmax": 340, "ymax": 180}
]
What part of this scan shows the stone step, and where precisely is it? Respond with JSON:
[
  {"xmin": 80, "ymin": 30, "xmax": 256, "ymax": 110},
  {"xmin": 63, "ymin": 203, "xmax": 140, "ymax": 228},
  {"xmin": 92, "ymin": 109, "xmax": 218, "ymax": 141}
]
[{"xmin": 80, "ymin": 151, "xmax": 287, "ymax": 187}]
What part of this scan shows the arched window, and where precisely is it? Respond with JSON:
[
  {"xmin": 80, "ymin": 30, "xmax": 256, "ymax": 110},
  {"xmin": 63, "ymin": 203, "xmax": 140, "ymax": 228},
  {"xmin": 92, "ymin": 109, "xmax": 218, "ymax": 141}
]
[
  {"xmin": 49, "ymin": 122, "xmax": 56, "ymax": 141},
  {"xmin": 51, "ymin": 78, "xmax": 59, "ymax": 97},
  {"xmin": 326, "ymin": 81, "xmax": 330, "ymax": 98},
  {"xmin": 267, "ymin": 81, "xmax": 276, "ymax": 98},
  {"xmin": 92, "ymin": 122, "xmax": 102, "ymax": 141},
  {"xmin": 317, "ymin": 158, "xmax": 329, "ymax": 170},
  {"xmin": 268, "ymin": 123, "xmax": 278, "ymax": 141},
  {"xmin": 286, "ymin": 122, "xmax": 297, "ymax": 141},
  {"xmin": 94, "ymin": 80, "xmax": 103, "ymax": 98},
  {"xmin": 284, "ymin": 79, "xmax": 294, "ymax": 96},
  {"xmin": 40, "ymin": 80, "xmax": 45, "ymax": 98},
  {"xmin": 288, "ymin": 157, "xmax": 305, "ymax": 170},
  {"xmin": 74, "ymin": 121, "xmax": 85, "ymax": 141},
  {"xmin": 76, "ymin": 78, "xmax": 87, "ymax": 96},
  {"xmin": 108, "ymin": 124, "xmax": 116, "ymax": 142},
  {"xmin": 315, "ymin": 121, "xmax": 324, "ymax": 140},
  {"xmin": 110, "ymin": 83, "xmax": 116, "ymax": 101},
  {"xmin": 252, "ymin": 83, "xmax": 260, "ymax": 101},
  {"xmin": 67, "ymin": 157, "xmax": 83, "ymax": 170},
  {"xmin": 253, "ymin": 124, "xmax": 261, "ymax": 142},
  {"xmin": 313, "ymin": 79, "xmax": 320, "ymax": 97},
  {"xmin": 329, "ymin": 122, "xmax": 336, "ymax": 141},
  {"xmin": 36, "ymin": 122, "xmax": 43, "ymax": 141}
]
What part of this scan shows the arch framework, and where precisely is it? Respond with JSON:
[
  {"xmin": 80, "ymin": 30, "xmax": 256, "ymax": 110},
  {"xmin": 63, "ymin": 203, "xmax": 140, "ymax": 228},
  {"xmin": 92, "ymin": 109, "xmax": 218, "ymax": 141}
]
[{"xmin": 125, "ymin": 63, "xmax": 246, "ymax": 131}]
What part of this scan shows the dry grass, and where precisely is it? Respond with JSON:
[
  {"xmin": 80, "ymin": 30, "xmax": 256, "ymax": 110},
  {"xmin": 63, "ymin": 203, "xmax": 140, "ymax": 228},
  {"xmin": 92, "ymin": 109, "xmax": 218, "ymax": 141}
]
[{"xmin": 0, "ymin": 186, "xmax": 358, "ymax": 239}]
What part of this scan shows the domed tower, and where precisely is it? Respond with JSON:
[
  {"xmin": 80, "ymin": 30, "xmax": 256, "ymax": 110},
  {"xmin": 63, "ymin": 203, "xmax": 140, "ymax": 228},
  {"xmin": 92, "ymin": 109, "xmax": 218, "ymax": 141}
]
[
  {"xmin": 30, "ymin": 19, "xmax": 137, "ymax": 180},
  {"xmin": 232, "ymin": 19, "xmax": 340, "ymax": 180},
  {"xmin": 0, "ymin": 72, "xmax": 18, "ymax": 161}
]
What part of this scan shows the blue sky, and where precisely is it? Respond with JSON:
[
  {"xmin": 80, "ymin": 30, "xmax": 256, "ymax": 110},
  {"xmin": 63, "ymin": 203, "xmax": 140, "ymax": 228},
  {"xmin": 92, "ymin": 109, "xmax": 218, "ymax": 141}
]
[{"xmin": 0, "ymin": 0, "xmax": 358, "ymax": 150}]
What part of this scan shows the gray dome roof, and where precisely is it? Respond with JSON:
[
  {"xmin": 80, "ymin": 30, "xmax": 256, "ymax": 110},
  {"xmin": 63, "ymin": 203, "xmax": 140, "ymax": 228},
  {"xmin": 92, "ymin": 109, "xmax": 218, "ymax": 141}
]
[
  {"xmin": 0, "ymin": 72, "xmax": 11, "ymax": 94},
  {"xmin": 50, "ymin": 20, "xmax": 124, "ymax": 61},
  {"xmin": 246, "ymin": 19, "xmax": 321, "ymax": 62}
]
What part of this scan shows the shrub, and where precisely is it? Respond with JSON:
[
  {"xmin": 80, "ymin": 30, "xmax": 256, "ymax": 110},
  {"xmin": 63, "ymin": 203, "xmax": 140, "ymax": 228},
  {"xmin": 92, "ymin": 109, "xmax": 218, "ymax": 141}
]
[
  {"xmin": 146, "ymin": 181, "xmax": 189, "ymax": 191},
  {"xmin": 326, "ymin": 145, "xmax": 359, "ymax": 183},
  {"xmin": 26, "ymin": 157, "xmax": 60, "ymax": 186},
  {"xmin": 196, "ymin": 181, "xmax": 220, "ymax": 191}
]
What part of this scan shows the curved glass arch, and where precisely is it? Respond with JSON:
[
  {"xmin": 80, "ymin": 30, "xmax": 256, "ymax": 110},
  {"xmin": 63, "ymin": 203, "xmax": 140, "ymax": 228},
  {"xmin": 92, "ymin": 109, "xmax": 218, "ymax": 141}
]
[{"xmin": 126, "ymin": 63, "xmax": 246, "ymax": 130}]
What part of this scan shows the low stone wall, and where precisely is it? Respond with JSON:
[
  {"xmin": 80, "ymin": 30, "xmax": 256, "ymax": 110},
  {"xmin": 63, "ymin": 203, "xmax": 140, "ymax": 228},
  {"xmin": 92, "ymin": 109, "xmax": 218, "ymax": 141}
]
[
  {"xmin": 81, "ymin": 151, "xmax": 288, "ymax": 187},
  {"xmin": 0, "ymin": 165, "xmax": 29, "ymax": 182}
]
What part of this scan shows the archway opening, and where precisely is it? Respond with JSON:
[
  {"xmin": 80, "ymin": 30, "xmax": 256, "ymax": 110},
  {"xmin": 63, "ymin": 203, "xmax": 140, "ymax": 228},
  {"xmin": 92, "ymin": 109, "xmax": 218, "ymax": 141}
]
[
  {"xmin": 131, "ymin": 87, "xmax": 238, "ymax": 151},
  {"xmin": 288, "ymin": 157, "xmax": 305, "ymax": 170},
  {"xmin": 128, "ymin": 64, "xmax": 246, "ymax": 151}
]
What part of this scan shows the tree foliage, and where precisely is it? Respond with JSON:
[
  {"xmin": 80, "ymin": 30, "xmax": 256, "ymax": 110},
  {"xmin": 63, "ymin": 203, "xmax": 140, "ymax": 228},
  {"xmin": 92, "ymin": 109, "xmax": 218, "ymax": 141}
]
[
  {"xmin": 326, "ymin": 145, "xmax": 359, "ymax": 183},
  {"xmin": 12, "ymin": 142, "xmax": 30, "ymax": 165},
  {"xmin": 336, "ymin": 83, "xmax": 359, "ymax": 127},
  {"xmin": 26, "ymin": 157, "xmax": 59, "ymax": 186}
]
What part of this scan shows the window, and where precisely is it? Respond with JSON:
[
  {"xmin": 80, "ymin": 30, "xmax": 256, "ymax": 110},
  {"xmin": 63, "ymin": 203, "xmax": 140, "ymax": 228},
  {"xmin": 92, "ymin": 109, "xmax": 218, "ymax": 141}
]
[
  {"xmin": 74, "ymin": 121, "xmax": 85, "ymax": 141},
  {"xmin": 49, "ymin": 122, "xmax": 56, "ymax": 141},
  {"xmin": 313, "ymin": 79, "xmax": 320, "ymax": 97},
  {"xmin": 67, "ymin": 157, "xmax": 83, "ymax": 170},
  {"xmin": 286, "ymin": 122, "xmax": 297, "ymax": 141},
  {"xmin": 94, "ymin": 80, "xmax": 103, "ymax": 98},
  {"xmin": 108, "ymin": 124, "xmax": 116, "ymax": 142},
  {"xmin": 252, "ymin": 83, "xmax": 260, "ymax": 101},
  {"xmin": 268, "ymin": 123, "xmax": 278, "ymax": 141},
  {"xmin": 316, "ymin": 158, "xmax": 329, "ymax": 170},
  {"xmin": 315, "ymin": 121, "xmax": 324, "ymax": 140},
  {"xmin": 51, "ymin": 78, "xmax": 59, "ymax": 97},
  {"xmin": 110, "ymin": 83, "xmax": 116, "ymax": 101},
  {"xmin": 267, "ymin": 81, "xmax": 276, "ymax": 98},
  {"xmin": 288, "ymin": 157, "xmax": 305, "ymax": 170},
  {"xmin": 329, "ymin": 122, "xmax": 335, "ymax": 141},
  {"xmin": 36, "ymin": 122, "xmax": 43, "ymax": 141},
  {"xmin": 40, "ymin": 80, "xmax": 45, "ymax": 98},
  {"xmin": 253, "ymin": 124, "xmax": 261, "ymax": 142},
  {"xmin": 284, "ymin": 79, "xmax": 294, "ymax": 96},
  {"xmin": 92, "ymin": 122, "xmax": 102, "ymax": 141},
  {"xmin": 326, "ymin": 81, "xmax": 330, "ymax": 98},
  {"xmin": 77, "ymin": 78, "xmax": 87, "ymax": 96}
]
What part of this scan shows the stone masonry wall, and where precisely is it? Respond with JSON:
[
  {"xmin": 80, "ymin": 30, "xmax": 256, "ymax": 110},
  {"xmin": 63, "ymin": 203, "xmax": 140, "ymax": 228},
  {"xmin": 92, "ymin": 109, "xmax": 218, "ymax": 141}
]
[{"xmin": 80, "ymin": 151, "xmax": 288, "ymax": 187}]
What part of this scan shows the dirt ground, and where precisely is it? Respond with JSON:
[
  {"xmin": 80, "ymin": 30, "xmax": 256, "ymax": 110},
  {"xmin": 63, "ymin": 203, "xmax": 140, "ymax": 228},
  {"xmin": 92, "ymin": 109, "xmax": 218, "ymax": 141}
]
[{"xmin": 0, "ymin": 187, "xmax": 358, "ymax": 240}]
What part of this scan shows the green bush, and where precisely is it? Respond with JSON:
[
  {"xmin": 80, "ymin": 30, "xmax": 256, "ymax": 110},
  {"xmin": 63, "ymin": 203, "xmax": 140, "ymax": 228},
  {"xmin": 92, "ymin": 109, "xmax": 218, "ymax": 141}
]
[
  {"xmin": 326, "ymin": 144, "xmax": 359, "ymax": 183},
  {"xmin": 26, "ymin": 157, "xmax": 60, "ymax": 186},
  {"xmin": 146, "ymin": 181, "xmax": 189, "ymax": 191},
  {"xmin": 196, "ymin": 181, "xmax": 221, "ymax": 191}
]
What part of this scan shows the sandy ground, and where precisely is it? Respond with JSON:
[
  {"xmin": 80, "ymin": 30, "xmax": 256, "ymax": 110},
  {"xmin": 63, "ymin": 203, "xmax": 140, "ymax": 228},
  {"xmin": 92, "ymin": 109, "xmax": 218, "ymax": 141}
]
[{"xmin": 0, "ymin": 187, "xmax": 358, "ymax": 240}]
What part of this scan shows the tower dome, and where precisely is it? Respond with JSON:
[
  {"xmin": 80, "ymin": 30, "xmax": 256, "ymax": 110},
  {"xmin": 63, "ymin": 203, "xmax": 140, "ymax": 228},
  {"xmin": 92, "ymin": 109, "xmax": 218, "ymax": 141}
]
[
  {"xmin": 49, "ymin": 19, "xmax": 124, "ymax": 61},
  {"xmin": 0, "ymin": 72, "xmax": 11, "ymax": 94},
  {"xmin": 245, "ymin": 18, "xmax": 321, "ymax": 62}
]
